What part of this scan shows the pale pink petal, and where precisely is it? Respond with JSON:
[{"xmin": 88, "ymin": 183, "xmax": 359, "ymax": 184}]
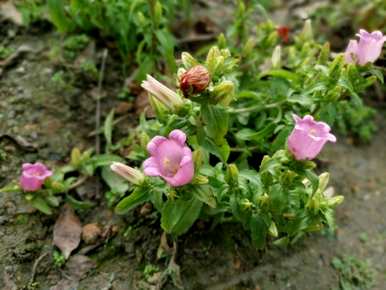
[
  {"xmin": 327, "ymin": 133, "xmax": 337, "ymax": 142},
  {"xmin": 344, "ymin": 40, "xmax": 358, "ymax": 64},
  {"xmin": 163, "ymin": 161, "xmax": 194, "ymax": 187},
  {"xmin": 143, "ymin": 157, "xmax": 161, "ymax": 176},
  {"xmin": 168, "ymin": 129, "xmax": 186, "ymax": 145},
  {"xmin": 147, "ymin": 136, "xmax": 167, "ymax": 155},
  {"xmin": 288, "ymin": 115, "xmax": 336, "ymax": 160}
]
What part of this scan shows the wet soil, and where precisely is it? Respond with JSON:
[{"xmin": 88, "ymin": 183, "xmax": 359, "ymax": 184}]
[{"xmin": 1, "ymin": 23, "xmax": 386, "ymax": 290}]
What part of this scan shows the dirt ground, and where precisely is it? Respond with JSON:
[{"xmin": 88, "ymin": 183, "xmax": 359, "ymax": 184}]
[{"xmin": 0, "ymin": 20, "xmax": 386, "ymax": 290}]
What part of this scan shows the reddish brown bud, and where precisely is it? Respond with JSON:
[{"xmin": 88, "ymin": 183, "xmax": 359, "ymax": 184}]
[
  {"xmin": 277, "ymin": 26, "xmax": 290, "ymax": 43},
  {"xmin": 179, "ymin": 65, "xmax": 210, "ymax": 96}
]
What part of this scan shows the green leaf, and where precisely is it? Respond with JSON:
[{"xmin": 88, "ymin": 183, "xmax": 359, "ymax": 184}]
[
  {"xmin": 0, "ymin": 183, "xmax": 21, "ymax": 193},
  {"xmin": 202, "ymin": 104, "xmax": 229, "ymax": 143},
  {"xmin": 30, "ymin": 196, "xmax": 53, "ymax": 215},
  {"xmin": 92, "ymin": 154, "xmax": 124, "ymax": 167},
  {"xmin": 191, "ymin": 185, "xmax": 216, "ymax": 208},
  {"xmin": 101, "ymin": 166, "xmax": 129, "ymax": 193},
  {"xmin": 104, "ymin": 109, "xmax": 115, "ymax": 152},
  {"xmin": 47, "ymin": 0, "xmax": 75, "ymax": 33},
  {"xmin": 249, "ymin": 215, "xmax": 267, "ymax": 249},
  {"xmin": 161, "ymin": 196, "xmax": 202, "ymax": 236},
  {"xmin": 65, "ymin": 194, "xmax": 95, "ymax": 210},
  {"xmin": 115, "ymin": 187, "xmax": 150, "ymax": 214},
  {"xmin": 260, "ymin": 69, "xmax": 300, "ymax": 84}
]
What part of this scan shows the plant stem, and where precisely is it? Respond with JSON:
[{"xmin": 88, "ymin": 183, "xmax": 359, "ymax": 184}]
[
  {"xmin": 229, "ymin": 101, "xmax": 285, "ymax": 114},
  {"xmin": 95, "ymin": 49, "xmax": 108, "ymax": 155}
]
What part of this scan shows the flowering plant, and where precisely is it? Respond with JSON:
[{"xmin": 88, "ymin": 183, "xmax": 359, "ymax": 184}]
[{"xmin": 110, "ymin": 44, "xmax": 347, "ymax": 247}]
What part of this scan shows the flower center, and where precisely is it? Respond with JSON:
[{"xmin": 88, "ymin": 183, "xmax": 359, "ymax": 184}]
[
  {"xmin": 30, "ymin": 170, "xmax": 42, "ymax": 177},
  {"xmin": 162, "ymin": 157, "xmax": 179, "ymax": 176},
  {"xmin": 309, "ymin": 128, "xmax": 318, "ymax": 137}
]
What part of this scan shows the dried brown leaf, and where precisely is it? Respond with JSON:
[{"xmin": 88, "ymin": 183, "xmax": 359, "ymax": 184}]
[{"xmin": 53, "ymin": 204, "xmax": 82, "ymax": 259}]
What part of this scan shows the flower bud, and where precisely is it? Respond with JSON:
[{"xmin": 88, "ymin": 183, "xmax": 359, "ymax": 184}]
[
  {"xmin": 268, "ymin": 221, "xmax": 279, "ymax": 237},
  {"xmin": 179, "ymin": 65, "xmax": 210, "ymax": 96},
  {"xmin": 181, "ymin": 52, "xmax": 198, "ymax": 69},
  {"xmin": 241, "ymin": 199, "xmax": 253, "ymax": 209},
  {"xmin": 141, "ymin": 75, "xmax": 183, "ymax": 111},
  {"xmin": 317, "ymin": 172, "xmax": 330, "ymax": 194},
  {"xmin": 110, "ymin": 162, "xmax": 145, "ymax": 185},
  {"xmin": 277, "ymin": 26, "xmax": 290, "ymax": 43},
  {"xmin": 327, "ymin": 195, "xmax": 344, "ymax": 207},
  {"xmin": 301, "ymin": 19, "xmax": 313, "ymax": 40},
  {"xmin": 206, "ymin": 46, "xmax": 222, "ymax": 75},
  {"xmin": 212, "ymin": 80, "xmax": 235, "ymax": 105},
  {"xmin": 193, "ymin": 175, "xmax": 209, "ymax": 185},
  {"xmin": 226, "ymin": 163, "xmax": 239, "ymax": 185},
  {"xmin": 272, "ymin": 45, "xmax": 282, "ymax": 68}
]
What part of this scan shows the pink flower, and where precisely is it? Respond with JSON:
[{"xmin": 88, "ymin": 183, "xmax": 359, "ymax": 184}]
[
  {"xmin": 345, "ymin": 29, "xmax": 386, "ymax": 65},
  {"xmin": 143, "ymin": 129, "xmax": 194, "ymax": 187},
  {"xmin": 287, "ymin": 115, "xmax": 336, "ymax": 160},
  {"xmin": 20, "ymin": 162, "xmax": 53, "ymax": 192}
]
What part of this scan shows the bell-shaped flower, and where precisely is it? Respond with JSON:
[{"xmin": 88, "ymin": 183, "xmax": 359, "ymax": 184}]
[
  {"xmin": 143, "ymin": 129, "xmax": 194, "ymax": 187},
  {"xmin": 288, "ymin": 115, "xmax": 336, "ymax": 160},
  {"xmin": 20, "ymin": 162, "xmax": 53, "ymax": 192},
  {"xmin": 345, "ymin": 29, "xmax": 386, "ymax": 65},
  {"xmin": 141, "ymin": 75, "xmax": 183, "ymax": 111}
]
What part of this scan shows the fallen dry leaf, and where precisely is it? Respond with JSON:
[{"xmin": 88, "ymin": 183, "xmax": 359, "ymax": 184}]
[
  {"xmin": 53, "ymin": 204, "xmax": 82, "ymax": 259},
  {"xmin": 0, "ymin": 1, "xmax": 23, "ymax": 25}
]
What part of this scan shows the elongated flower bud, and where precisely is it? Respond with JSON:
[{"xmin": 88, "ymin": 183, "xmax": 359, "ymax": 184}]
[
  {"xmin": 179, "ymin": 65, "xmax": 210, "ymax": 96},
  {"xmin": 272, "ymin": 45, "xmax": 282, "ymax": 68},
  {"xmin": 110, "ymin": 162, "xmax": 145, "ymax": 185},
  {"xmin": 141, "ymin": 75, "xmax": 183, "ymax": 111},
  {"xmin": 181, "ymin": 52, "xmax": 199, "ymax": 69}
]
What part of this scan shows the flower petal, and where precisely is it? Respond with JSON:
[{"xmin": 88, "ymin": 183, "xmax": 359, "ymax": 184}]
[
  {"xmin": 143, "ymin": 157, "xmax": 161, "ymax": 176},
  {"xmin": 327, "ymin": 133, "xmax": 337, "ymax": 142},
  {"xmin": 168, "ymin": 129, "xmax": 186, "ymax": 145},
  {"xmin": 147, "ymin": 136, "xmax": 167, "ymax": 155},
  {"xmin": 163, "ymin": 160, "xmax": 194, "ymax": 187}
]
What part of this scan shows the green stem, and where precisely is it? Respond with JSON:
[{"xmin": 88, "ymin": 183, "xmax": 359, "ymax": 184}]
[
  {"xmin": 230, "ymin": 146, "xmax": 259, "ymax": 152},
  {"xmin": 229, "ymin": 101, "xmax": 285, "ymax": 114}
]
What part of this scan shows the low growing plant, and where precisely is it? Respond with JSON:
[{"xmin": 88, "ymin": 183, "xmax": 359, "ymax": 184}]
[{"xmin": 45, "ymin": 0, "xmax": 179, "ymax": 79}]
